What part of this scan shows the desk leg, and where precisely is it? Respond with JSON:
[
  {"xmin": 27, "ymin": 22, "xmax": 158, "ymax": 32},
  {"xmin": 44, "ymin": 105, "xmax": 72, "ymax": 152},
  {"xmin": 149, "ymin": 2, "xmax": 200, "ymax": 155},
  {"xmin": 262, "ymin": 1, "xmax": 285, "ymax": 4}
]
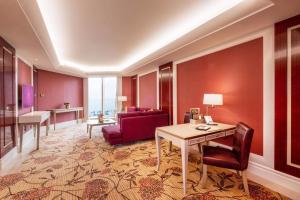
[
  {"xmin": 46, "ymin": 118, "xmax": 50, "ymax": 136},
  {"xmin": 181, "ymin": 140, "xmax": 188, "ymax": 195},
  {"xmin": 53, "ymin": 112, "xmax": 56, "ymax": 130},
  {"xmin": 18, "ymin": 124, "xmax": 23, "ymax": 153},
  {"xmin": 89, "ymin": 126, "xmax": 93, "ymax": 139},
  {"xmin": 36, "ymin": 124, "xmax": 40, "ymax": 150},
  {"xmin": 155, "ymin": 131, "xmax": 161, "ymax": 171}
]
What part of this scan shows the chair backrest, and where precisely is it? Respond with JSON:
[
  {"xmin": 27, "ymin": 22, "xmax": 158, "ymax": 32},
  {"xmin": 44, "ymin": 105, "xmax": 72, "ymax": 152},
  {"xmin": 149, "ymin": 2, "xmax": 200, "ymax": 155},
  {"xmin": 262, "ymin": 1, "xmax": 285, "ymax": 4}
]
[
  {"xmin": 184, "ymin": 112, "xmax": 190, "ymax": 123},
  {"xmin": 232, "ymin": 122, "xmax": 254, "ymax": 170}
]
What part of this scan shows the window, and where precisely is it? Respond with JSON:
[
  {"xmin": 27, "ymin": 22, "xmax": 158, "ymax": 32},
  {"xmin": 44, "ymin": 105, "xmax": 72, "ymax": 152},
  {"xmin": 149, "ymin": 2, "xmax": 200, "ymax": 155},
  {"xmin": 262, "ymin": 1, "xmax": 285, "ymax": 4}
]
[
  {"xmin": 103, "ymin": 77, "xmax": 117, "ymax": 117},
  {"xmin": 88, "ymin": 77, "xmax": 117, "ymax": 118}
]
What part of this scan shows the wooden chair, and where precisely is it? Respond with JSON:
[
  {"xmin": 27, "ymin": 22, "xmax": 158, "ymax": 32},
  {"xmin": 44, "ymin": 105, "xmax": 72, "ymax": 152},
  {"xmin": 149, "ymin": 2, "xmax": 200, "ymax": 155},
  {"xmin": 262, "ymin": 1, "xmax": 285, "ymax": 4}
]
[{"xmin": 200, "ymin": 122, "xmax": 254, "ymax": 196}]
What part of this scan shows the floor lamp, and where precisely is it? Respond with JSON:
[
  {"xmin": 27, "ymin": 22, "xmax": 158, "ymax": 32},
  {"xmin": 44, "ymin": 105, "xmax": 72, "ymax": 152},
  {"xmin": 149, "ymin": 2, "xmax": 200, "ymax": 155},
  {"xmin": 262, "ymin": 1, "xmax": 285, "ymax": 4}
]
[{"xmin": 118, "ymin": 96, "xmax": 127, "ymax": 112}]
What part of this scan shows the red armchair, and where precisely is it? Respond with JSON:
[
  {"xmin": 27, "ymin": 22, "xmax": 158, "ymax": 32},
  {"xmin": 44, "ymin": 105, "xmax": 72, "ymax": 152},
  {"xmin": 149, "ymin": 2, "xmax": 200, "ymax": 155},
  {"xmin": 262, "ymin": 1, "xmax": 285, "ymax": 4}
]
[{"xmin": 200, "ymin": 122, "xmax": 254, "ymax": 195}]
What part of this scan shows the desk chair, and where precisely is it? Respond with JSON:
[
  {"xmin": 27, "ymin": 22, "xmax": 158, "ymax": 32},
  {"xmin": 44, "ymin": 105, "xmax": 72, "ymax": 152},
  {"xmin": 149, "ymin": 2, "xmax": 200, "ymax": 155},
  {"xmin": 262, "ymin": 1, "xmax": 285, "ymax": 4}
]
[{"xmin": 200, "ymin": 122, "xmax": 254, "ymax": 196}]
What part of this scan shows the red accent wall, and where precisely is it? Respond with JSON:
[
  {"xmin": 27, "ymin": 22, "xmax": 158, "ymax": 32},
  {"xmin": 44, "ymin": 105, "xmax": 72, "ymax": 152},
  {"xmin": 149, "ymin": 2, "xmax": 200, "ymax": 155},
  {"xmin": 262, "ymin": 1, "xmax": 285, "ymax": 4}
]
[
  {"xmin": 122, "ymin": 77, "xmax": 132, "ymax": 107},
  {"xmin": 18, "ymin": 58, "xmax": 32, "ymax": 116},
  {"xmin": 177, "ymin": 38, "xmax": 263, "ymax": 155},
  {"xmin": 139, "ymin": 71, "xmax": 157, "ymax": 109},
  {"xmin": 37, "ymin": 70, "xmax": 83, "ymax": 123}
]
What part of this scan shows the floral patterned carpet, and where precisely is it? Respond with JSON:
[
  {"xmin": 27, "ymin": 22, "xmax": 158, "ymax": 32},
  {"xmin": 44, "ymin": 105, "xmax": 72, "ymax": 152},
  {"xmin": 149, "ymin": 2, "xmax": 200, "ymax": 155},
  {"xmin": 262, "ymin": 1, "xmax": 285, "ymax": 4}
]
[{"xmin": 0, "ymin": 124, "xmax": 289, "ymax": 200}]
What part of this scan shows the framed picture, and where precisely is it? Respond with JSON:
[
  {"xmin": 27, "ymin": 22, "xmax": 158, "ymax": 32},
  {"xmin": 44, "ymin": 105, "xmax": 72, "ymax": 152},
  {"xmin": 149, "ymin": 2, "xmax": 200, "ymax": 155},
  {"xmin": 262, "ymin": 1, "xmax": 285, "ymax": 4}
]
[{"xmin": 190, "ymin": 108, "xmax": 200, "ymax": 120}]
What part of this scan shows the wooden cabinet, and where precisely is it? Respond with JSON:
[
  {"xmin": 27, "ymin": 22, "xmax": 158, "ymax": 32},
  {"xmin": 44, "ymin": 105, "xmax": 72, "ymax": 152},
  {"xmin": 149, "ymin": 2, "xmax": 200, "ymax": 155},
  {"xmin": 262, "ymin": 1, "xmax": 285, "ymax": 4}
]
[{"xmin": 0, "ymin": 36, "xmax": 16, "ymax": 158}]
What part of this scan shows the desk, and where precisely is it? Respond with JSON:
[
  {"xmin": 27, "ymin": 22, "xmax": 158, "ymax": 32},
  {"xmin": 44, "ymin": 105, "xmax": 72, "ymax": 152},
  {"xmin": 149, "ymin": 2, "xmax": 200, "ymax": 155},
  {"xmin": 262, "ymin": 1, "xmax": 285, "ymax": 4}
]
[
  {"xmin": 50, "ymin": 107, "xmax": 83, "ymax": 130},
  {"xmin": 155, "ymin": 123, "xmax": 235, "ymax": 194},
  {"xmin": 18, "ymin": 111, "xmax": 51, "ymax": 152}
]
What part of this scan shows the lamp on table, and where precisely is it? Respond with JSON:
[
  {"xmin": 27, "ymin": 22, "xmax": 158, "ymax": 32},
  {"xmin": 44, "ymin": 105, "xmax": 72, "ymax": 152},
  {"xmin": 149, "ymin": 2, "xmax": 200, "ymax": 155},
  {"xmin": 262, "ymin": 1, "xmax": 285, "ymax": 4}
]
[
  {"xmin": 118, "ymin": 96, "xmax": 127, "ymax": 112},
  {"xmin": 203, "ymin": 94, "xmax": 223, "ymax": 125}
]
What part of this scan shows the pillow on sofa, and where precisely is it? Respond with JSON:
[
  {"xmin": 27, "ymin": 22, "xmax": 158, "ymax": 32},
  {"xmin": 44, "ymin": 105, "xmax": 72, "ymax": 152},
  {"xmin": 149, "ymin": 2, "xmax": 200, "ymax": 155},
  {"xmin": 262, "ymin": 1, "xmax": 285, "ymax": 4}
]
[{"xmin": 127, "ymin": 106, "xmax": 137, "ymax": 112}]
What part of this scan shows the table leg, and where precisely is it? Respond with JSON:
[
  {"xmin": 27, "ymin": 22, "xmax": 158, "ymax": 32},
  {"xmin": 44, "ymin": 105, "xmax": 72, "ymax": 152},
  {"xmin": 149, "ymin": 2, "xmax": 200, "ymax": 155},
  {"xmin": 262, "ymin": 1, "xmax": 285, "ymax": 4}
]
[
  {"xmin": 46, "ymin": 118, "xmax": 50, "ymax": 136},
  {"xmin": 76, "ymin": 111, "xmax": 79, "ymax": 124},
  {"xmin": 181, "ymin": 140, "xmax": 188, "ymax": 195},
  {"xmin": 53, "ymin": 112, "xmax": 56, "ymax": 130},
  {"xmin": 18, "ymin": 124, "xmax": 23, "ymax": 153},
  {"xmin": 33, "ymin": 125, "xmax": 36, "ymax": 138},
  {"xmin": 87, "ymin": 124, "xmax": 89, "ymax": 133},
  {"xmin": 89, "ymin": 125, "xmax": 93, "ymax": 139},
  {"xmin": 36, "ymin": 124, "xmax": 40, "ymax": 150},
  {"xmin": 155, "ymin": 131, "xmax": 161, "ymax": 171}
]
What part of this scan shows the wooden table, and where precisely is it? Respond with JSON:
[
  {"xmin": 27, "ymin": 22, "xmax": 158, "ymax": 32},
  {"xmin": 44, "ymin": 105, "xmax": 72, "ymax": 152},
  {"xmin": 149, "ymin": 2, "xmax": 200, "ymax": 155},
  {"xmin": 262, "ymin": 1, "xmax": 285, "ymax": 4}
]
[
  {"xmin": 155, "ymin": 122, "xmax": 235, "ymax": 194},
  {"xmin": 87, "ymin": 118, "xmax": 116, "ymax": 138},
  {"xmin": 18, "ymin": 111, "xmax": 51, "ymax": 152},
  {"xmin": 49, "ymin": 107, "xmax": 83, "ymax": 130}
]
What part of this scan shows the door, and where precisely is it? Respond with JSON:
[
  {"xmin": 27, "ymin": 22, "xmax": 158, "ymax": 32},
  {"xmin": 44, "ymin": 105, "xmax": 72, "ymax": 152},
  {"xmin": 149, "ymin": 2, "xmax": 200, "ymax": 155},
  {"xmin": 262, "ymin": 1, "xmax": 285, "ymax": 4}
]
[
  {"xmin": 131, "ymin": 75, "xmax": 137, "ymax": 107},
  {"xmin": 0, "ymin": 41, "xmax": 3, "ymax": 157},
  {"xmin": 159, "ymin": 62, "xmax": 173, "ymax": 125},
  {"xmin": 0, "ymin": 37, "xmax": 16, "ymax": 158},
  {"xmin": 275, "ymin": 14, "xmax": 300, "ymax": 178}
]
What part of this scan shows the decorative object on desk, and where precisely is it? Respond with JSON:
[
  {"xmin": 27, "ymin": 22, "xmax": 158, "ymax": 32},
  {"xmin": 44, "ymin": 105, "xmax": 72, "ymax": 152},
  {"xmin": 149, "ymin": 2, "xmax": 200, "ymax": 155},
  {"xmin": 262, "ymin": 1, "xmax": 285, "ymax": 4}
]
[
  {"xmin": 196, "ymin": 125, "xmax": 211, "ymax": 131},
  {"xmin": 203, "ymin": 93, "xmax": 223, "ymax": 124},
  {"xmin": 189, "ymin": 108, "xmax": 201, "ymax": 124},
  {"xmin": 98, "ymin": 112, "xmax": 104, "ymax": 123},
  {"xmin": 189, "ymin": 108, "xmax": 200, "ymax": 119},
  {"xmin": 204, "ymin": 115, "xmax": 218, "ymax": 125},
  {"xmin": 190, "ymin": 119, "xmax": 201, "ymax": 124},
  {"xmin": 118, "ymin": 96, "xmax": 127, "ymax": 112},
  {"xmin": 64, "ymin": 102, "xmax": 71, "ymax": 109}
]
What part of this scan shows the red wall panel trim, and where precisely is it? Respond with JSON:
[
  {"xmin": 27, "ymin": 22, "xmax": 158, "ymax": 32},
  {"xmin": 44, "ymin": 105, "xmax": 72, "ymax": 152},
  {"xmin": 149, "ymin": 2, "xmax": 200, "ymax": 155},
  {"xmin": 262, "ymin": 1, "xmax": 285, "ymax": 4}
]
[
  {"xmin": 139, "ymin": 71, "xmax": 157, "ymax": 109},
  {"xmin": 177, "ymin": 38, "xmax": 263, "ymax": 155},
  {"xmin": 37, "ymin": 70, "xmax": 84, "ymax": 124},
  {"xmin": 275, "ymin": 14, "xmax": 300, "ymax": 178},
  {"xmin": 122, "ymin": 76, "xmax": 132, "ymax": 107}
]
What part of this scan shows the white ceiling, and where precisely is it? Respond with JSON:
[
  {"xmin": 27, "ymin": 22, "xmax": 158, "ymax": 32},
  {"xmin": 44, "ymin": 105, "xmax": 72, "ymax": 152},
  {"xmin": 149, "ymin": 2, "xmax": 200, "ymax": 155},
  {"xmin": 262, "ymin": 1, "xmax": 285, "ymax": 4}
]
[{"xmin": 0, "ymin": 0, "xmax": 300, "ymax": 76}]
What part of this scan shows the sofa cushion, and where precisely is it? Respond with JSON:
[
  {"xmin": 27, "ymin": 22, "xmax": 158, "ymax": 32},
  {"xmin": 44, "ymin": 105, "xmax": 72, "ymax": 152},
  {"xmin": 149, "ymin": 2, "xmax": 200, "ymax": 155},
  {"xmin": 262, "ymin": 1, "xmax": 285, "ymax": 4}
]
[
  {"xmin": 102, "ymin": 125, "xmax": 121, "ymax": 139},
  {"xmin": 137, "ymin": 107, "xmax": 150, "ymax": 112},
  {"xmin": 139, "ymin": 110, "xmax": 164, "ymax": 116},
  {"xmin": 127, "ymin": 106, "xmax": 137, "ymax": 112}
]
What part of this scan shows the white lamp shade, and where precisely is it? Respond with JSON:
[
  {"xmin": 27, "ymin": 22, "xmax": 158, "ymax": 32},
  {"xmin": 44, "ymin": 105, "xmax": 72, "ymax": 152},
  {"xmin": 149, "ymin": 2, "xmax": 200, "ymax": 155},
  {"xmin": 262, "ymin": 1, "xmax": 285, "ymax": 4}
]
[
  {"xmin": 203, "ymin": 94, "xmax": 223, "ymax": 106},
  {"xmin": 118, "ymin": 96, "xmax": 127, "ymax": 102}
]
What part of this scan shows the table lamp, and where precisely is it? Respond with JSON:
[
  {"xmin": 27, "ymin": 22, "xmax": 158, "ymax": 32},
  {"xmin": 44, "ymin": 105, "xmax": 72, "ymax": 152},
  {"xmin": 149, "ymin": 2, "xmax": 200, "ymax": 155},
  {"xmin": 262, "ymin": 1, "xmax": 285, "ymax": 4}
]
[
  {"xmin": 203, "ymin": 94, "xmax": 223, "ymax": 115},
  {"xmin": 118, "ymin": 96, "xmax": 127, "ymax": 112}
]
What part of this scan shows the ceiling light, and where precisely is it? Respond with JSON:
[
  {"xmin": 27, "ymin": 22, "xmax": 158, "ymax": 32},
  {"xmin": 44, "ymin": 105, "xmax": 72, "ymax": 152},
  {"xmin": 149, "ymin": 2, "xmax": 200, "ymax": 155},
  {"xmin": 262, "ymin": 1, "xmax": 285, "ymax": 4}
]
[{"xmin": 37, "ymin": 0, "xmax": 243, "ymax": 72}]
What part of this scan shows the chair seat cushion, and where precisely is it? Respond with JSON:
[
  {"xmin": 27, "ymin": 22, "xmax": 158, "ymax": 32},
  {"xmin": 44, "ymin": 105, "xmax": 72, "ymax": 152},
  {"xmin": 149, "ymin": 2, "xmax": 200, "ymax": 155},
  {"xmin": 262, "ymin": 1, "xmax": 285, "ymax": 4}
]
[{"xmin": 202, "ymin": 145, "xmax": 240, "ymax": 170}]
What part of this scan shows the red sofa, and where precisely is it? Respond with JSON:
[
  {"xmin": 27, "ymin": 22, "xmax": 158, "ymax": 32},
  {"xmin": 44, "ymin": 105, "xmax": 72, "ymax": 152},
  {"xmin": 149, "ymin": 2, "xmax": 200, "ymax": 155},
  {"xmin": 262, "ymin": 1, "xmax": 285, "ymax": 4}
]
[{"xmin": 102, "ymin": 111, "xmax": 169, "ymax": 145}]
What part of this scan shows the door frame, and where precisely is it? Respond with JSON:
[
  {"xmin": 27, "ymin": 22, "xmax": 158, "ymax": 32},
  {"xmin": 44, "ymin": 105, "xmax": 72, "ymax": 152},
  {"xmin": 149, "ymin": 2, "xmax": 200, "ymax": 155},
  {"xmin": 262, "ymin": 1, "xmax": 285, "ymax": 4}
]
[
  {"xmin": 159, "ymin": 62, "xmax": 173, "ymax": 125},
  {"xmin": 275, "ymin": 14, "xmax": 300, "ymax": 178}
]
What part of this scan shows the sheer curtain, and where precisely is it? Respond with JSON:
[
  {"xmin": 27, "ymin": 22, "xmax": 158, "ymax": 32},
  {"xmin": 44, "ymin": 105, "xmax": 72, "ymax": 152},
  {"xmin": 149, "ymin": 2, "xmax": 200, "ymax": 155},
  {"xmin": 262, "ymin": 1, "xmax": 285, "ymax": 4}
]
[{"xmin": 88, "ymin": 77, "xmax": 117, "ymax": 118}]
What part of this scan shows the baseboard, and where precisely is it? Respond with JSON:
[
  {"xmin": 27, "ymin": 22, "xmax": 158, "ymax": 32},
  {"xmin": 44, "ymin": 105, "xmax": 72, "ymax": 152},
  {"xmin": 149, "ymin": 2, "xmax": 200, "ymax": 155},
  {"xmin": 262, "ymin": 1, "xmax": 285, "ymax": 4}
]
[
  {"xmin": 247, "ymin": 162, "xmax": 300, "ymax": 200},
  {"xmin": 190, "ymin": 141, "xmax": 300, "ymax": 200},
  {"xmin": 40, "ymin": 119, "xmax": 84, "ymax": 131}
]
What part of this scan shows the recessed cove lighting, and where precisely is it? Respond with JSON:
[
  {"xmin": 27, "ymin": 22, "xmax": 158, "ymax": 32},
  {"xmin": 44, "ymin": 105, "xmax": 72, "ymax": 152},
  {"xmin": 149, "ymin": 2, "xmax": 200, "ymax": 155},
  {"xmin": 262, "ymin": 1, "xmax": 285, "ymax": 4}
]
[{"xmin": 37, "ymin": 0, "xmax": 243, "ymax": 72}]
